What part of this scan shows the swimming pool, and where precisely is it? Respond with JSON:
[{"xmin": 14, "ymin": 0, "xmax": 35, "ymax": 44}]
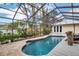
[{"xmin": 22, "ymin": 36, "xmax": 64, "ymax": 56}]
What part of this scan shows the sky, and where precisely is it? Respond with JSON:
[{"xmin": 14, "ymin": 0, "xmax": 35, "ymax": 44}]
[
  {"xmin": 0, "ymin": 3, "xmax": 26, "ymax": 24},
  {"xmin": 0, "ymin": 3, "xmax": 16, "ymax": 23},
  {"xmin": 0, "ymin": 3, "xmax": 79, "ymax": 24}
]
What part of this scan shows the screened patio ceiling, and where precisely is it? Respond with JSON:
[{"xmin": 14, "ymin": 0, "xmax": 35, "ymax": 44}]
[{"xmin": 0, "ymin": 3, "xmax": 79, "ymax": 25}]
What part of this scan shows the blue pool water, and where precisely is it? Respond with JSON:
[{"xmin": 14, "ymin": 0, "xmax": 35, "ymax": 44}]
[{"xmin": 22, "ymin": 36, "xmax": 64, "ymax": 56}]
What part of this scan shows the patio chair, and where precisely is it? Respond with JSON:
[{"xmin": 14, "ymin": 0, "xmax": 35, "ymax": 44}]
[{"xmin": 73, "ymin": 34, "xmax": 79, "ymax": 43}]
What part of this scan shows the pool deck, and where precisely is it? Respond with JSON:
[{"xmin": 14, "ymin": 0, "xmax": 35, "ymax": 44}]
[
  {"xmin": 0, "ymin": 35, "xmax": 49, "ymax": 56},
  {"xmin": 48, "ymin": 37, "xmax": 79, "ymax": 56},
  {"xmin": 0, "ymin": 34, "xmax": 79, "ymax": 56}
]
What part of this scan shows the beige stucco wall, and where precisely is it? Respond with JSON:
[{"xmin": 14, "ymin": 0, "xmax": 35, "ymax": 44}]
[
  {"xmin": 52, "ymin": 24, "xmax": 79, "ymax": 34},
  {"xmin": 75, "ymin": 24, "xmax": 79, "ymax": 34},
  {"xmin": 62, "ymin": 25, "xmax": 74, "ymax": 34}
]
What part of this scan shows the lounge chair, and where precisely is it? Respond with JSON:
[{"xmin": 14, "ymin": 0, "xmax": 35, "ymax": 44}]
[{"xmin": 73, "ymin": 35, "xmax": 79, "ymax": 43}]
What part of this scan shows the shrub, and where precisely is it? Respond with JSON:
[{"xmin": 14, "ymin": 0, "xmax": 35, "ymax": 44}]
[
  {"xmin": 43, "ymin": 28, "xmax": 51, "ymax": 35},
  {"xmin": 0, "ymin": 31, "xmax": 2, "ymax": 35}
]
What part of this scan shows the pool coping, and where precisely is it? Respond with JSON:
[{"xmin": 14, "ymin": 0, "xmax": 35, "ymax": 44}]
[
  {"xmin": 19, "ymin": 35, "xmax": 50, "ymax": 56},
  {"xmin": 20, "ymin": 34, "xmax": 66, "ymax": 56}
]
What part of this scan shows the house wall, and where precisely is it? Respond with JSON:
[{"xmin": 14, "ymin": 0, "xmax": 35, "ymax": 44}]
[
  {"xmin": 52, "ymin": 24, "xmax": 79, "ymax": 34},
  {"xmin": 75, "ymin": 24, "xmax": 79, "ymax": 34}
]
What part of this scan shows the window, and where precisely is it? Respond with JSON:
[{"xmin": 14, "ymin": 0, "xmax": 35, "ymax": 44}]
[
  {"xmin": 54, "ymin": 25, "xmax": 62, "ymax": 32},
  {"xmin": 60, "ymin": 26, "xmax": 62, "ymax": 32},
  {"xmin": 54, "ymin": 26, "xmax": 56, "ymax": 32},
  {"xmin": 57, "ymin": 26, "xmax": 59, "ymax": 32}
]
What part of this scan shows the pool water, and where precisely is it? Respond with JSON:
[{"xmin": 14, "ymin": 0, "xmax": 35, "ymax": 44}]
[{"xmin": 22, "ymin": 36, "xmax": 64, "ymax": 56}]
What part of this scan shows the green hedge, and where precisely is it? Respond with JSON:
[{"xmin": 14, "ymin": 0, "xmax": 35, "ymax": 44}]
[
  {"xmin": 0, "ymin": 33, "xmax": 20, "ymax": 42},
  {"xmin": 0, "ymin": 27, "xmax": 52, "ymax": 43},
  {"xmin": 43, "ymin": 28, "xmax": 51, "ymax": 35}
]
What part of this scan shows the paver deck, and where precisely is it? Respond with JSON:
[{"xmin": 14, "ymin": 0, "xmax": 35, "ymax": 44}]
[
  {"xmin": 0, "ymin": 40, "xmax": 25, "ymax": 56},
  {"xmin": 48, "ymin": 37, "xmax": 79, "ymax": 56},
  {"xmin": 0, "ymin": 35, "xmax": 49, "ymax": 56}
]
